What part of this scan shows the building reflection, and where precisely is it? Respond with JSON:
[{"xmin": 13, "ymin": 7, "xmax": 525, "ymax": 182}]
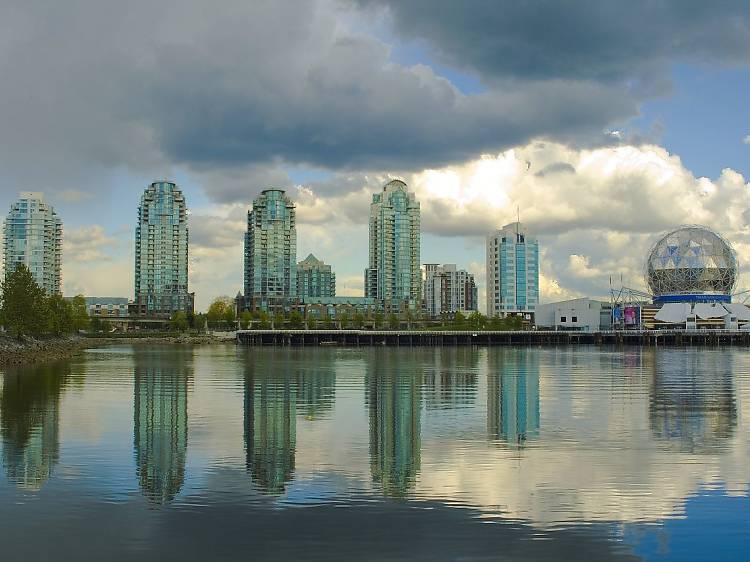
[
  {"xmin": 423, "ymin": 348, "xmax": 478, "ymax": 410},
  {"xmin": 649, "ymin": 350, "xmax": 736, "ymax": 453},
  {"xmin": 295, "ymin": 357, "xmax": 336, "ymax": 421},
  {"xmin": 0, "ymin": 361, "xmax": 69, "ymax": 490},
  {"xmin": 133, "ymin": 348, "xmax": 191, "ymax": 504},
  {"xmin": 366, "ymin": 350, "xmax": 422, "ymax": 498},
  {"xmin": 487, "ymin": 349, "xmax": 540, "ymax": 447},
  {"xmin": 244, "ymin": 354, "xmax": 297, "ymax": 495}
]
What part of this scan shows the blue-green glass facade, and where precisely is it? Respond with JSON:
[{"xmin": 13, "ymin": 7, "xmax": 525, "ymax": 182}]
[
  {"xmin": 486, "ymin": 223, "xmax": 539, "ymax": 317},
  {"xmin": 296, "ymin": 253, "xmax": 335, "ymax": 298},
  {"xmin": 134, "ymin": 181, "xmax": 192, "ymax": 316},
  {"xmin": 365, "ymin": 180, "xmax": 421, "ymax": 311},
  {"xmin": 3, "ymin": 192, "xmax": 62, "ymax": 295},
  {"xmin": 244, "ymin": 189, "xmax": 296, "ymax": 311}
]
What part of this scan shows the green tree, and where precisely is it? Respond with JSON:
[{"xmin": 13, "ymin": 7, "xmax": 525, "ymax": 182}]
[
  {"xmin": 206, "ymin": 296, "xmax": 233, "ymax": 326},
  {"xmin": 70, "ymin": 295, "xmax": 90, "ymax": 331},
  {"xmin": 468, "ymin": 311, "xmax": 486, "ymax": 330},
  {"xmin": 338, "ymin": 312, "xmax": 349, "ymax": 329},
  {"xmin": 0, "ymin": 264, "xmax": 48, "ymax": 337},
  {"xmin": 170, "ymin": 311, "xmax": 188, "ymax": 332},
  {"xmin": 240, "ymin": 311, "xmax": 253, "ymax": 329},
  {"xmin": 373, "ymin": 311, "xmax": 384, "ymax": 329},
  {"xmin": 289, "ymin": 311, "xmax": 304, "ymax": 329},
  {"xmin": 46, "ymin": 294, "xmax": 73, "ymax": 335},
  {"xmin": 273, "ymin": 312, "xmax": 285, "ymax": 330},
  {"xmin": 353, "ymin": 311, "xmax": 365, "ymax": 329},
  {"xmin": 89, "ymin": 316, "xmax": 103, "ymax": 333},
  {"xmin": 258, "ymin": 310, "xmax": 271, "ymax": 329},
  {"xmin": 388, "ymin": 313, "xmax": 399, "ymax": 330},
  {"xmin": 223, "ymin": 306, "xmax": 236, "ymax": 327},
  {"xmin": 452, "ymin": 311, "xmax": 466, "ymax": 330},
  {"xmin": 193, "ymin": 313, "xmax": 207, "ymax": 332}
]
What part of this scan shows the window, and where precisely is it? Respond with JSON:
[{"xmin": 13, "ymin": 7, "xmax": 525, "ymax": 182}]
[
  {"xmin": 560, "ymin": 316, "xmax": 567, "ymax": 322},
  {"xmin": 572, "ymin": 316, "xmax": 578, "ymax": 323}
]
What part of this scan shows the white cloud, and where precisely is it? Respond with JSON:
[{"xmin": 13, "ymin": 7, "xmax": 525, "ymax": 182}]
[{"xmin": 744, "ymin": 134, "xmax": 750, "ymax": 145}]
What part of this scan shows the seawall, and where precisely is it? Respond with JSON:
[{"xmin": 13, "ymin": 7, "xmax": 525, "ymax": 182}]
[{"xmin": 236, "ymin": 329, "xmax": 750, "ymax": 347}]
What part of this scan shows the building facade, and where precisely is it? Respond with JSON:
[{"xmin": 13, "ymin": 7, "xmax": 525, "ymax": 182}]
[
  {"xmin": 296, "ymin": 254, "xmax": 335, "ymax": 298},
  {"xmin": 486, "ymin": 222, "xmax": 539, "ymax": 318},
  {"xmin": 423, "ymin": 264, "xmax": 478, "ymax": 317},
  {"xmin": 134, "ymin": 181, "xmax": 192, "ymax": 317},
  {"xmin": 364, "ymin": 180, "xmax": 421, "ymax": 312},
  {"xmin": 3, "ymin": 192, "xmax": 62, "ymax": 294},
  {"xmin": 243, "ymin": 189, "xmax": 297, "ymax": 312},
  {"xmin": 83, "ymin": 297, "xmax": 129, "ymax": 318},
  {"xmin": 535, "ymin": 298, "xmax": 613, "ymax": 332}
]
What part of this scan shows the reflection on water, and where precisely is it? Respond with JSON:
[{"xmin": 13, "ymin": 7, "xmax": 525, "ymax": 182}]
[
  {"xmin": 367, "ymin": 351, "xmax": 421, "ymax": 498},
  {"xmin": 487, "ymin": 348, "xmax": 540, "ymax": 447},
  {"xmin": 649, "ymin": 350, "xmax": 736, "ymax": 453},
  {"xmin": 244, "ymin": 355, "xmax": 297, "ymax": 495},
  {"xmin": 0, "ymin": 361, "xmax": 68, "ymax": 490},
  {"xmin": 133, "ymin": 348, "xmax": 191, "ymax": 504},
  {"xmin": 1, "ymin": 345, "xmax": 749, "ymax": 560}
]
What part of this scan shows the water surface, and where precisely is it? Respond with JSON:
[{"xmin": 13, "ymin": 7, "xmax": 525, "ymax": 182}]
[{"xmin": 0, "ymin": 345, "xmax": 747, "ymax": 561}]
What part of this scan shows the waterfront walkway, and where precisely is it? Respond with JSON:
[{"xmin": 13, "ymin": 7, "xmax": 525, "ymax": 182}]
[{"xmin": 236, "ymin": 329, "xmax": 750, "ymax": 347}]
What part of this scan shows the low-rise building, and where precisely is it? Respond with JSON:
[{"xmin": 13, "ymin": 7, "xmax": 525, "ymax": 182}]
[
  {"xmin": 84, "ymin": 297, "xmax": 129, "ymax": 318},
  {"xmin": 535, "ymin": 298, "xmax": 613, "ymax": 332}
]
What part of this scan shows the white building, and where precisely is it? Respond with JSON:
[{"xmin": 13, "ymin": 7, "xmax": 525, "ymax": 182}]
[
  {"xmin": 486, "ymin": 222, "xmax": 539, "ymax": 317},
  {"xmin": 535, "ymin": 298, "xmax": 613, "ymax": 332},
  {"xmin": 3, "ymin": 192, "xmax": 62, "ymax": 294},
  {"xmin": 423, "ymin": 264, "xmax": 478, "ymax": 317}
]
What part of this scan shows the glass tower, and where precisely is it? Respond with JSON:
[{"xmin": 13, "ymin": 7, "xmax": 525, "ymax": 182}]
[
  {"xmin": 365, "ymin": 180, "xmax": 421, "ymax": 311},
  {"xmin": 296, "ymin": 253, "xmax": 335, "ymax": 298},
  {"xmin": 3, "ymin": 192, "xmax": 62, "ymax": 295},
  {"xmin": 244, "ymin": 189, "xmax": 297, "ymax": 311},
  {"xmin": 486, "ymin": 222, "xmax": 539, "ymax": 317},
  {"xmin": 134, "ymin": 181, "xmax": 192, "ymax": 317}
]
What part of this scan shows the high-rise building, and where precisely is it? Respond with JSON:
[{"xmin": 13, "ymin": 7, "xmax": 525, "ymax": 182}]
[
  {"xmin": 296, "ymin": 253, "xmax": 335, "ymax": 298},
  {"xmin": 244, "ymin": 189, "xmax": 297, "ymax": 312},
  {"xmin": 134, "ymin": 181, "xmax": 192, "ymax": 317},
  {"xmin": 365, "ymin": 180, "xmax": 421, "ymax": 311},
  {"xmin": 423, "ymin": 264, "xmax": 478, "ymax": 317},
  {"xmin": 3, "ymin": 192, "xmax": 62, "ymax": 295},
  {"xmin": 486, "ymin": 222, "xmax": 539, "ymax": 318}
]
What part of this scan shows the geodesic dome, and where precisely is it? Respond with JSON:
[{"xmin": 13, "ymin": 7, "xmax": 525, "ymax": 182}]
[{"xmin": 646, "ymin": 226, "xmax": 737, "ymax": 297}]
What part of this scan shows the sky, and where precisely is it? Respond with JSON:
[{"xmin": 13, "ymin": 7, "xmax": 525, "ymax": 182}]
[{"xmin": 0, "ymin": 0, "xmax": 749, "ymax": 311}]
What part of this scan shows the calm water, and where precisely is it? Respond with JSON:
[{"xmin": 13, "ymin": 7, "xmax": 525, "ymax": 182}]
[{"xmin": 0, "ymin": 344, "xmax": 748, "ymax": 561}]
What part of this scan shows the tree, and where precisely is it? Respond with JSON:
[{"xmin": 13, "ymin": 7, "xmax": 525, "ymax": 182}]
[
  {"xmin": 388, "ymin": 313, "xmax": 399, "ymax": 330},
  {"xmin": 338, "ymin": 312, "xmax": 349, "ymax": 329},
  {"xmin": 289, "ymin": 311, "xmax": 304, "ymax": 329},
  {"xmin": 193, "ymin": 313, "xmax": 207, "ymax": 332},
  {"xmin": 0, "ymin": 264, "xmax": 48, "ymax": 337},
  {"xmin": 353, "ymin": 311, "xmax": 365, "ymax": 329},
  {"xmin": 89, "ymin": 316, "xmax": 103, "ymax": 333},
  {"xmin": 258, "ymin": 310, "xmax": 271, "ymax": 329},
  {"xmin": 273, "ymin": 312, "xmax": 285, "ymax": 330},
  {"xmin": 46, "ymin": 294, "xmax": 73, "ymax": 335},
  {"xmin": 373, "ymin": 311, "xmax": 384, "ymax": 329},
  {"xmin": 468, "ymin": 311, "xmax": 486, "ymax": 330},
  {"xmin": 207, "ymin": 296, "xmax": 233, "ymax": 326},
  {"xmin": 223, "ymin": 306, "xmax": 236, "ymax": 327},
  {"xmin": 70, "ymin": 295, "xmax": 90, "ymax": 331},
  {"xmin": 240, "ymin": 311, "xmax": 253, "ymax": 329},
  {"xmin": 451, "ymin": 311, "xmax": 467, "ymax": 330},
  {"xmin": 171, "ymin": 311, "xmax": 188, "ymax": 332}
]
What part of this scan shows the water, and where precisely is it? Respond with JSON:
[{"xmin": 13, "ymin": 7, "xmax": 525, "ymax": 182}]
[{"xmin": 0, "ymin": 344, "xmax": 748, "ymax": 561}]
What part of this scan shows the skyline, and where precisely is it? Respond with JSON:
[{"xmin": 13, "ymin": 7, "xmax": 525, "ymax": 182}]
[{"xmin": 0, "ymin": 1, "xmax": 748, "ymax": 311}]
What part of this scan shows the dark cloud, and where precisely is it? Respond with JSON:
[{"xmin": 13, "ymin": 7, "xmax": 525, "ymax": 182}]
[
  {"xmin": 535, "ymin": 162, "xmax": 576, "ymax": 178},
  {"xmin": 0, "ymin": 0, "xmax": 638, "ymax": 202},
  {"xmin": 355, "ymin": 0, "xmax": 750, "ymax": 82}
]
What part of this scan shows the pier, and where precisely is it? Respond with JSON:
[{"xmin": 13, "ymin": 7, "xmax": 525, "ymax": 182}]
[{"xmin": 236, "ymin": 329, "xmax": 750, "ymax": 347}]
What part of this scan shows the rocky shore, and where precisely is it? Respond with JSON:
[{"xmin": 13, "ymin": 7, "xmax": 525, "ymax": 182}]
[
  {"xmin": 0, "ymin": 335, "xmax": 91, "ymax": 366},
  {"xmin": 0, "ymin": 333, "xmax": 233, "ymax": 366}
]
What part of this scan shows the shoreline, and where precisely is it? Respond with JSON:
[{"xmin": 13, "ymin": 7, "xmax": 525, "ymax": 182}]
[{"xmin": 0, "ymin": 333, "xmax": 233, "ymax": 367}]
